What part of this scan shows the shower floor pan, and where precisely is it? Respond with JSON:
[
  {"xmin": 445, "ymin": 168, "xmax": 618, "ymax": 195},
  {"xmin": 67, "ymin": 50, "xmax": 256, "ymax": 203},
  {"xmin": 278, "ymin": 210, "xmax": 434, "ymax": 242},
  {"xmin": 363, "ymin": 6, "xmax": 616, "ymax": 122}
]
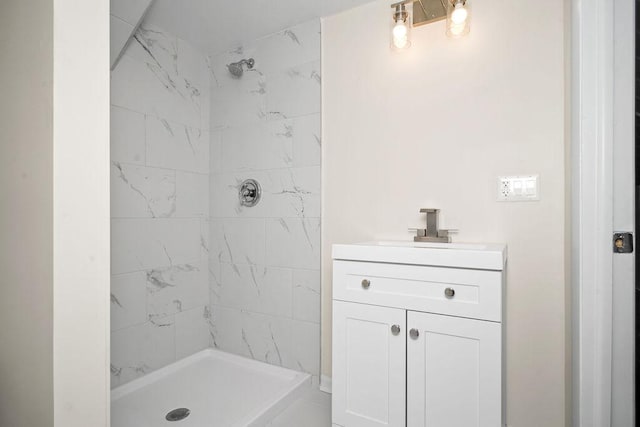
[{"xmin": 111, "ymin": 349, "xmax": 311, "ymax": 427}]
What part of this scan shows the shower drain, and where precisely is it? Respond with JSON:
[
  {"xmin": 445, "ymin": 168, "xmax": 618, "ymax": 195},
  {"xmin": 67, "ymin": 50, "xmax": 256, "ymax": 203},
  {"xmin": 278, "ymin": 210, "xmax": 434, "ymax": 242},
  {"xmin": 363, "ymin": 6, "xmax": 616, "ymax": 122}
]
[{"xmin": 165, "ymin": 408, "xmax": 191, "ymax": 422}]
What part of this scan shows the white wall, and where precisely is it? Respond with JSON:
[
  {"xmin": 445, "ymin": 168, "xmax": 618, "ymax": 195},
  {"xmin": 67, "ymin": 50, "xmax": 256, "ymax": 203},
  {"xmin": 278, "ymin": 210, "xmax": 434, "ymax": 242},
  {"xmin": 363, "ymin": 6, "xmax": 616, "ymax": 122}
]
[
  {"xmin": 322, "ymin": 1, "xmax": 567, "ymax": 426},
  {"xmin": 110, "ymin": 23, "xmax": 211, "ymax": 388},
  {"xmin": 53, "ymin": 0, "xmax": 110, "ymax": 425},
  {"xmin": 1, "ymin": 0, "xmax": 110, "ymax": 424},
  {"xmin": 0, "ymin": 1, "xmax": 54, "ymax": 425}
]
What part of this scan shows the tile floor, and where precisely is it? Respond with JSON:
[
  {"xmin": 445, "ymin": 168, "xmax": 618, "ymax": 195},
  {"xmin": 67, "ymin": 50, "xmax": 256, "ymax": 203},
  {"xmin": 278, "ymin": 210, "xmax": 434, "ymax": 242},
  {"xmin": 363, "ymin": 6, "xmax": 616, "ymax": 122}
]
[{"xmin": 267, "ymin": 388, "xmax": 331, "ymax": 427}]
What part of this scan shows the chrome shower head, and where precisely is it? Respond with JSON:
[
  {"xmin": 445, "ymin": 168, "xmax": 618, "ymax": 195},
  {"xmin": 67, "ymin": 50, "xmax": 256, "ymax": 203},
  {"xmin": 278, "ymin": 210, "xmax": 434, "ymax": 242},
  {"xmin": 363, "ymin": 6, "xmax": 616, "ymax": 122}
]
[{"xmin": 227, "ymin": 58, "xmax": 255, "ymax": 77}]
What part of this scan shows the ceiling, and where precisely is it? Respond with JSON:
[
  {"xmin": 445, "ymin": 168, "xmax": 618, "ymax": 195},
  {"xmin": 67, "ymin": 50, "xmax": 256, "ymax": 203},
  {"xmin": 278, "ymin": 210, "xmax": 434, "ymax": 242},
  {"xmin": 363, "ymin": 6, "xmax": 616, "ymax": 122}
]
[{"xmin": 144, "ymin": 0, "xmax": 377, "ymax": 55}]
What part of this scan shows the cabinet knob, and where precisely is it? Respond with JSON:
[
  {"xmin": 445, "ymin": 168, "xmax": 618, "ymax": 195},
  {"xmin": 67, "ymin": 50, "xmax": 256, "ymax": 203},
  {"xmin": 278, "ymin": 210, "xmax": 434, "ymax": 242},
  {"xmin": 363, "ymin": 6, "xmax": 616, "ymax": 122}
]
[
  {"xmin": 361, "ymin": 279, "xmax": 371, "ymax": 289},
  {"xmin": 409, "ymin": 328, "xmax": 420, "ymax": 339},
  {"xmin": 391, "ymin": 324, "xmax": 401, "ymax": 335},
  {"xmin": 444, "ymin": 287, "xmax": 455, "ymax": 298}
]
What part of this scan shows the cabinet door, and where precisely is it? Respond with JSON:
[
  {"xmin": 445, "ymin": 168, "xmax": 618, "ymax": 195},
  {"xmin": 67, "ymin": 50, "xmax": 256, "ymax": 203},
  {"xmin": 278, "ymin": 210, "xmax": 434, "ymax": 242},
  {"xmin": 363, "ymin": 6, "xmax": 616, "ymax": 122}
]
[
  {"xmin": 407, "ymin": 311, "xmax": 502, "ymax": 427},
  {"xmin": 332, "ymin": 301, "xmax": 406, "ymax": 427}
]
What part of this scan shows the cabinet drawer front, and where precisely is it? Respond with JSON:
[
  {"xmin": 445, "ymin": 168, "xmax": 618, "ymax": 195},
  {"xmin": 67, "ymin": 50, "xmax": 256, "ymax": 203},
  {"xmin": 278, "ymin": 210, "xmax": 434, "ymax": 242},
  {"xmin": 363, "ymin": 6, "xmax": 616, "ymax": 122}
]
[{"xmin": 333, "ymin": 260, "xmax": 502, "ymax": 322}]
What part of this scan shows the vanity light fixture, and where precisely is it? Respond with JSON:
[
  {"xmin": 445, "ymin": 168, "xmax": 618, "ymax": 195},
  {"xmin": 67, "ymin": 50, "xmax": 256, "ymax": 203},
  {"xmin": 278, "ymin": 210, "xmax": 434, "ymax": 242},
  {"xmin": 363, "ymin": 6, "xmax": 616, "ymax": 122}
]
[
  {"xmin": 390, "ymin": 0, "xmax": 470, "ymax": 50},
  {"xmin": 391, "ymin": 3, "xmax": 411, "ymax": 50}
]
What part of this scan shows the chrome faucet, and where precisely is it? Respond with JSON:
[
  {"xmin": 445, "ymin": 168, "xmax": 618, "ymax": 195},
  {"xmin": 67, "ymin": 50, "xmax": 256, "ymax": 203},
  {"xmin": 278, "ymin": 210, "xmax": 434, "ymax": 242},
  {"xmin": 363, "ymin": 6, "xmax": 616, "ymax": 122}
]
[{"xmin": 411, "ymin": 209, "xmax": 454, "ymax": 243}]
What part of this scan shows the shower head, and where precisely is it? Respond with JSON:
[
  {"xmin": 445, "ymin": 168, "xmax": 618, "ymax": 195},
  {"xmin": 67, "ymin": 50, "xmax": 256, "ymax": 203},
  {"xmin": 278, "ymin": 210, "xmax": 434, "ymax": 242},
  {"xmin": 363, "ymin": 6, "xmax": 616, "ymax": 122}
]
[{"xmin": 227, "ymin": 58, "xmax": 255, "ymax": 77}]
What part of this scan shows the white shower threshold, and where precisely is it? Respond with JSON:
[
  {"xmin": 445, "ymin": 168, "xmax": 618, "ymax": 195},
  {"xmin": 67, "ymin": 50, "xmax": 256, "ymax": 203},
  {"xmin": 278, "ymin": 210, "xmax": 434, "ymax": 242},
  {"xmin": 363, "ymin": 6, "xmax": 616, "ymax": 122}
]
[{"xmin": 111, "ymin": 349, "xmax": 312, "ymax": 427}]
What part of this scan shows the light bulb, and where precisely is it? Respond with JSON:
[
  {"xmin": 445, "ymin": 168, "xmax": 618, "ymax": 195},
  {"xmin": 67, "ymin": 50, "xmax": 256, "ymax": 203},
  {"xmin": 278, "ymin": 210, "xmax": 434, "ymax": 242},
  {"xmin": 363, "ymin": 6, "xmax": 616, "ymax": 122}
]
[
  {"xmin": 393, "ymin": 21, "xmax": 408, "ymax": 39},
  {"xmin": 451, "ymin": 3, "xmax": 468, "ymax": 25},
  {"xmin": 449, "ymin": 24, "xmax": 465, "ymax": 36},
  {"xmin": 393, "ymin": 22, "xmax": 409, "ymax": 49}
]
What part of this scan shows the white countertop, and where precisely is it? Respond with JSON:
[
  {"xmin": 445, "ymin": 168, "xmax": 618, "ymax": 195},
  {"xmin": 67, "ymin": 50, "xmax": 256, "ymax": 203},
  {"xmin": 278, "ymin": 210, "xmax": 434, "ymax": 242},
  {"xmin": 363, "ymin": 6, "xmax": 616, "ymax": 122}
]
[{"xmin": 332, "ymin": 241, "xmax": 507, "ymax": 271}]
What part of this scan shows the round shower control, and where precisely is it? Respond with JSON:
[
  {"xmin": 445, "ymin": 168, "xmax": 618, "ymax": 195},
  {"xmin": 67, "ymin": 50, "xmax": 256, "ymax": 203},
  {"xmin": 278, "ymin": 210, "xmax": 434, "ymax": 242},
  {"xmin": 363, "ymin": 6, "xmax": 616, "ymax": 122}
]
[{"xmin": 239, "ymin": 179, "xmax": 261, "ymax": 207}]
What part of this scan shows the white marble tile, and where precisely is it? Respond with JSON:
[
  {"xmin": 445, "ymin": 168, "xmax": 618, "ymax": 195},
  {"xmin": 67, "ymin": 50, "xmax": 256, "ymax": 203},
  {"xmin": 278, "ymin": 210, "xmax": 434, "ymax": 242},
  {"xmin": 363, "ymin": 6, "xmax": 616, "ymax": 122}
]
[
  {"xmin": 111, "ymin": 271, "xmax": 147, "ymax": 331},
  {"xmin": 211, "ymin": 171, "xmax": 268, "ymax": 218},
  {"xmin": 126, "ymin": 24, "xmax": 178, "ymax": 77},
  {"xmin": 209, "ymin": 174, "xmax": 223, "ymax": 218},
  {"xmin": 208, "ymin": 219, "xmax": 224, "ymax": 262},
  {"xmin": 110, "ymin": 20, "xmax": 323, "ymax": 378},
  {"xmin": 207, "ymin": 19, "xmax": 320, "ymax": 90},
  {"xmin": 289, "ymin": 320, "xmax": 320, "ymax": 376},
  {"xmin": 209, "ymin": 69, "xmax": 266, "ymax": 128},
  {"xmin": 209, "ymin": 274, "xmax": 222, "ymax": 307},
  {"xmin": 111, "ymin": 218, "xmax": 201, "ymax": 274},
  {"xmin": 146, "ymin": 116, "xmax": 209, "ymax": 173},
  {"xmin": 265, "ymin": 218, "xmax": 320, "ymax": 270},
  {"xmin": 266, "ymin": 61, "xmax": 321, "ymax": 119},
  {"xmin": 215, "ymin": 263, "xmax": 244, "ymax": 309},
  {"xmin": 111, "ymin": 22, "xmax": 213, "ymax": 377},
  {"xmin": 146, "ymin": 261, "xmax": 208, "ymax": 319},
  {"xmin": 292, "ymin": 269, "xmax": 320, "ymax": 323},
  {"xmin": 200, "ymin": 218, "xmax": 210, "ymax": 258},
  {"xmin": 208, "ymin": 45, "xmax": 258, "ymax": 89},
  {"xmin": 207, "ymin": 221, "xmax": 224, "ymax": 306},
  {"xmin": 266, "ymin": 167, "xmax": 320, "ymax": 218},
  {"xmin": 220, "ymin": 263, "xmax": 293, "ymax": 317},
  {"xmin": 250, "ymin": 20, "xmax": 321, "ymax": 76},
  {"xmin": 111, "ymin": 15, "xmax": 134, "ymax": 71},
  {"xmin": 111, "ymin": 0, "xmax": 151, "ymax": 26},
  {"xmin": 110, "ymin": 318, "xmax": 175, "ymax": 387},
  {"xmin": 119, "ymin": 24, "xmax": 210, "ymax": 131},
  {"xmin": 221, "ymin": 120, "xmax": 293, "ymax": 172},
  {"xmin": 175, "ymin": 305, "xmax": 210, "ymax": 359},
  {"xmin": 292, "ymin": 113, "xmax": 321, "ymax": 167},
  {"xmin": 111, "ymin": 162, "xmax": 176, "ymax": 218},
  {"xmin": 240, "ymin": 311, "xmax": 292, "ymax": 367},
  {"xmin": 209, "ymin": 305, "xmax": 243, "ymax": 354},
  {"xmin": 214, "ymin": 167, "xmax": 320, "ymax": 219},
  {"xmin": 200, "ymin": 80, "xmax": 211, "ymax": 131},
  {"xmin": 216, "ymin": 218, "xmax": 266, "ymax": 266},
  {"xmin": 210, "ymin": 305, "xmax": 296, "ymax": 368},
  {"xmin": 110, "ymin": 106, "xmax": 145, "ymax": 165},
  {"xmin": 210, "ymin": 130, "xmax": 222, "ymax": 174},
  {"xmin": 111, "ymin": 55, "xmax": 202, "ymax": 129},
  {"xmin": 175, "ymin": 171, "xmax": 208, "ymax": 217},
  {"xmin": 177, "ymin": 38, "xmax": 210, "ymax": 88}
]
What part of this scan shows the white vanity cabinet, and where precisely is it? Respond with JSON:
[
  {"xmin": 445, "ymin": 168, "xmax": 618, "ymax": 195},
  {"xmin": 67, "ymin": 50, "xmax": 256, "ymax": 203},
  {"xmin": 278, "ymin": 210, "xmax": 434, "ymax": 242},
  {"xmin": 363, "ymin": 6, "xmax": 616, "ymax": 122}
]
[{"xmin": 331, "ymin": 242, "xmax": 506, "ymax": 427}]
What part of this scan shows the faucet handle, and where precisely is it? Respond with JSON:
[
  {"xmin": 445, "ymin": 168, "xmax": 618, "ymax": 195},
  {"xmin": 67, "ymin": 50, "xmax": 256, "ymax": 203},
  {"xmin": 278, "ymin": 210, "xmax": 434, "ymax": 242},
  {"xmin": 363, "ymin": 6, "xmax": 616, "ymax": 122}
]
[
  {"xmin": 408, "ymin": 227, "xmax": 427, "ymax": 237},
  {"xmin": 437, "ymin": 229, "xmax": 459, "ymax": 238}
]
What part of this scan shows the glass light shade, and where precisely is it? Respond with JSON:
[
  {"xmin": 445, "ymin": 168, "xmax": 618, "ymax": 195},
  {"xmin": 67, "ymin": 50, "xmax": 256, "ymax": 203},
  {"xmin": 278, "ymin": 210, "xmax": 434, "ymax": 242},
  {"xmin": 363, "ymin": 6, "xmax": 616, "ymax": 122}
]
[
  {"xmin": 391, "ymin": 4, "xmax": 412, "ymax": 51},
  {"xmin": 446, "ymin": 0, "xmax": 470, "ymax": 38}
]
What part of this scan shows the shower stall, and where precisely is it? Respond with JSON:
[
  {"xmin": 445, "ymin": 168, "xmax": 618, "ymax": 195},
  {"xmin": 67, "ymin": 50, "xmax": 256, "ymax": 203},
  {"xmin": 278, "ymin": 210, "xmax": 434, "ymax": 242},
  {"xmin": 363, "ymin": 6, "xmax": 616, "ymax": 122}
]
[{"xmin": 109, "ymin": 7, "xmax": 321, "ymax": 424}]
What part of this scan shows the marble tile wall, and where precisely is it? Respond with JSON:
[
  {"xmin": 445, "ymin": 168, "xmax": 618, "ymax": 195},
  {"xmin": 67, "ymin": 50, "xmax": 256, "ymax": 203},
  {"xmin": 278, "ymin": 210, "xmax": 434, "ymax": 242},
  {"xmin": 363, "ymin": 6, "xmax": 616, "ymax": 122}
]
[
  {"xmin": 110, "ymin": 24, "xmax": 211, "ymax": 388},
  {"xmin": 208, "ymin": 20, "xmax": 322, "ymax": 380}
]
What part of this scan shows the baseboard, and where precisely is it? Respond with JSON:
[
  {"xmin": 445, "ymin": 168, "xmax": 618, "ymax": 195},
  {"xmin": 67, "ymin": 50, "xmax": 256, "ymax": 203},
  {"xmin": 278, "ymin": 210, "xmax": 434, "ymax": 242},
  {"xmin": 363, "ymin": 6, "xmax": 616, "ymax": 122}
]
[{"xmin": 320, "ymin": 375, "xmax": 332, "ymax": 394}]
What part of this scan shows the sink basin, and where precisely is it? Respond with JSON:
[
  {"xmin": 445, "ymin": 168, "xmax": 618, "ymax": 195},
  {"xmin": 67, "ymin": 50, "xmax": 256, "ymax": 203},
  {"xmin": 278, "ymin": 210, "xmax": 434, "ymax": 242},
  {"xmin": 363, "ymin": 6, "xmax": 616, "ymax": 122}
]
[{"xmin": 332, "ymin": 241, "xmax": 507, "ymax": 271}]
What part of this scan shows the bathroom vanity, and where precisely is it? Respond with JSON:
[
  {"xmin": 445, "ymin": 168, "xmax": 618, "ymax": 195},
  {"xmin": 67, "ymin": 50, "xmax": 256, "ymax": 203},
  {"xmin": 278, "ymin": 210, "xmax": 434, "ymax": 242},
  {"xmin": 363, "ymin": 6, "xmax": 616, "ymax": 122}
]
[{"xmin": 331, "ymin": 241, "xmax": 507, "ymax": 427}]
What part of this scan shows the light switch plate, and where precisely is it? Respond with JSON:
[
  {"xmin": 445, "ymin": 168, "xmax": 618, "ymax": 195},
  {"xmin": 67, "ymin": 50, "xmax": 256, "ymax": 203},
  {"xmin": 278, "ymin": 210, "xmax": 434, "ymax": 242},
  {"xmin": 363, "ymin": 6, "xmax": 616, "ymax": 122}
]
[{"xmin": 497, "ymin": 175, "xmax": 540, "ymax": 201}]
